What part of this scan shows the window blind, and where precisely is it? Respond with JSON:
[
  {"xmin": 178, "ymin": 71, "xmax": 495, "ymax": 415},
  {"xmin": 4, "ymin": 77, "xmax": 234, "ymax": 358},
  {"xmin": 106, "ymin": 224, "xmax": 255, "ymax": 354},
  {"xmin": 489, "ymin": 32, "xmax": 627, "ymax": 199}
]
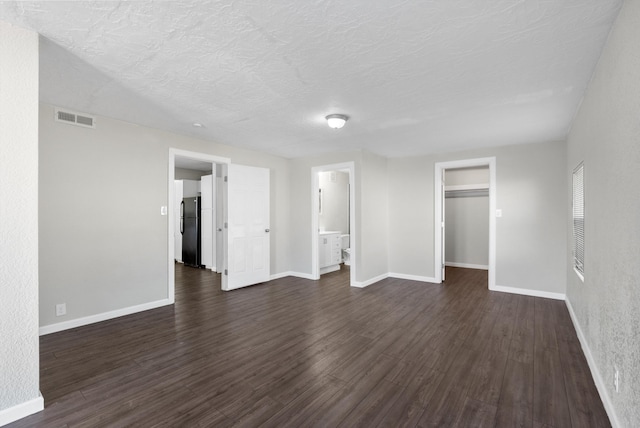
[{"xmin": 573, "ymin": 163, "xmax": 584, "ymax": 276}]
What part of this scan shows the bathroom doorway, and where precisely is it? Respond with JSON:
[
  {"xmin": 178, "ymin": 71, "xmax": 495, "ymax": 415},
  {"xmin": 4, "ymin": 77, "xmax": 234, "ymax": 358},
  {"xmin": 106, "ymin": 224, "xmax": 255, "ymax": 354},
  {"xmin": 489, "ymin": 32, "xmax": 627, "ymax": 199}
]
[{"xmin": 311, "ymin": 162, "xmax": 356, "ymax": 286}]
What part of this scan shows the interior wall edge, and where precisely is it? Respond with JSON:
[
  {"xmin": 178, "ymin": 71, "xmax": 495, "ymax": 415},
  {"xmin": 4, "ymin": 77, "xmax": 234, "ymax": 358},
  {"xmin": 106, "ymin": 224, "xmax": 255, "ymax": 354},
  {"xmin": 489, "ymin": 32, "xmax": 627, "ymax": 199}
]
[
  {"xmin": 565, "ymin": 297, "xmax": 621, "ymax": 428},
  {"xmin": 0, "ymin": 394, "xmax": 44, "ymax": 427}
]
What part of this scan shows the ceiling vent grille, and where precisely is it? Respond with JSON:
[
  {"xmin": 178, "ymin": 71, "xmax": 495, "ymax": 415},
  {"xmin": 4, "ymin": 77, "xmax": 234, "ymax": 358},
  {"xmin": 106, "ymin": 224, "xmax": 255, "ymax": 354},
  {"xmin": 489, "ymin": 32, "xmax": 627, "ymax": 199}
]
[{"xmin": 55, "ymin": 108, "xmax": 95, "ymax": 129}]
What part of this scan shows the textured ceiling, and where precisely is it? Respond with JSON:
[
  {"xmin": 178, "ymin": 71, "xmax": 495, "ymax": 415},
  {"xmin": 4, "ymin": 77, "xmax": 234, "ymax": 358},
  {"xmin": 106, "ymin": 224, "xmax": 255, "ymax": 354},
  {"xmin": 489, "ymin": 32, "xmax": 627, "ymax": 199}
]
[{"xmin": 0, "ymin": 1, "xmax": 622, "ymax": 158}]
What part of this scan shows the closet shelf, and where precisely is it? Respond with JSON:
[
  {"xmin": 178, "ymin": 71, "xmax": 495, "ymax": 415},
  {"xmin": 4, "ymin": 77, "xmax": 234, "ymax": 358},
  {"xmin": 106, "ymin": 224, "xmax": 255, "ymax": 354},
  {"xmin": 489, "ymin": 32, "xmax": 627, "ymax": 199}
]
[{"xmin": 445, "ymin": 183, "xmax": 489, "ymax": 198}]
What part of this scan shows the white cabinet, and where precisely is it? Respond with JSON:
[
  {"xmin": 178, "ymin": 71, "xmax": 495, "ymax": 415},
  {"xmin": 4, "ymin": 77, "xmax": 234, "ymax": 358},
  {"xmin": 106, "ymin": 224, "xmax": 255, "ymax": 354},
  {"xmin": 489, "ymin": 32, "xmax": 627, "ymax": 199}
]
[{"xmin": 319, "ymin": 232, "xmax": 341, "ymax": 274}]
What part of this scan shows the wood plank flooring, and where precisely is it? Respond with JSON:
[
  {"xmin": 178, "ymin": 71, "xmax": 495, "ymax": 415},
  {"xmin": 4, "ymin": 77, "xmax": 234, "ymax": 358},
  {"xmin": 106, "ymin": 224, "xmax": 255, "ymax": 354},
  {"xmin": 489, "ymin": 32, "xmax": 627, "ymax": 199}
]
[{"xmin": 9, "ymin": 265, "xmax": 610, "ymax": 427}]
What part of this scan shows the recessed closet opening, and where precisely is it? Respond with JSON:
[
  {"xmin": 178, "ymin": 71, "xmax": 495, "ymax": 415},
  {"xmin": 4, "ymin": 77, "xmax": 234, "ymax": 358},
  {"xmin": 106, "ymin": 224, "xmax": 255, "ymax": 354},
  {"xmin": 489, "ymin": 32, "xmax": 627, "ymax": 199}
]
[
  {"xmin": 444, "ymin": 166, "xmax": 490, "ymax": 285},
  {"xmin": 444, "ymin": 166, "xmax": 490, "ymax": 271},
  {"xmin": 434, "ymin": 157, "xmax": 496, "ymax": 289}
]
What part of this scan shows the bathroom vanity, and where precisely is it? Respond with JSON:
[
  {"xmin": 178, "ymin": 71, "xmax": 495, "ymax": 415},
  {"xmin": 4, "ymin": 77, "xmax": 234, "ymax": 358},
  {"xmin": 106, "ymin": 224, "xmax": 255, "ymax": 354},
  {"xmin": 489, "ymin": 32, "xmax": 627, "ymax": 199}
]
[{"xmin": 319, "ymin": 231, "xmax": 342, "ymax": 274}]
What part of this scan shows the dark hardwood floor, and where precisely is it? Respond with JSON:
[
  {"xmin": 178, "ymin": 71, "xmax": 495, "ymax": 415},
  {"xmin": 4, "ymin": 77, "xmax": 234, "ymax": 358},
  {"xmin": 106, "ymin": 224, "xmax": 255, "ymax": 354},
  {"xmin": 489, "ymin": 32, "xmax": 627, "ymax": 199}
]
[{"xmin": 10, "ymin": 265, "xmax": 610, "ymax": 427}]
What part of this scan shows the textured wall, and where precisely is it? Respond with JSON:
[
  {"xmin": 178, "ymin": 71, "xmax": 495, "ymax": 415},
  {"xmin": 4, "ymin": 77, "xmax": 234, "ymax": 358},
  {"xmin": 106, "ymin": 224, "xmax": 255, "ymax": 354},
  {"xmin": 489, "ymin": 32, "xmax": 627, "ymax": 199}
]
[
  {"xmin": 38, "ymin": 103, "xmax": 290, "ymax": 328},
  {"xmin": 388, "ymin": 140, "xmax": 567, "ymax": 293},
  {"xmin": 0, "ymin": 22, "xmax": 41, "ymax": 415},
  {"xmin": 565, "ymin": 0, "xmax": 640, "ymax": 425}
]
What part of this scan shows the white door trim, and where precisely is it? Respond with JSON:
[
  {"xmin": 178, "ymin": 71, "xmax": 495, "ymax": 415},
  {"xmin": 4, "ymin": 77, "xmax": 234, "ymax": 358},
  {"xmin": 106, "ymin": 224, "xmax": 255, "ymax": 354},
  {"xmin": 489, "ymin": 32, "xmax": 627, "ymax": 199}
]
[
  {"xmin": 168, "ymin": 148, "xmax": 230, "ymax": 303},
  {"xmin": 311, "ymin": 162, "xmax": 356, "ymax": 287},
  {"xmin": 434, "ymin": 157, "xmax": 496, "ymax": 289}
]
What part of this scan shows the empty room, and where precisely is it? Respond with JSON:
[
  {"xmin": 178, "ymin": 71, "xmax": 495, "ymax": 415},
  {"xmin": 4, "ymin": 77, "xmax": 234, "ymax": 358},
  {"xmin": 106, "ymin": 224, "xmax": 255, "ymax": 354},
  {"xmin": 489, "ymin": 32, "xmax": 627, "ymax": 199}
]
[{"xmin": 1, "ymin": 1, "xmax": 639, "ymax": 427}]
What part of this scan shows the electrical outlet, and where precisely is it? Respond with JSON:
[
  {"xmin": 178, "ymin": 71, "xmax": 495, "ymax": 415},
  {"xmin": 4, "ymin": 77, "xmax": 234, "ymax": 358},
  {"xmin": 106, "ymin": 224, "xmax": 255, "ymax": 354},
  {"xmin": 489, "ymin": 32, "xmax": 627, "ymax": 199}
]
[
  {"xmin": 55, "ymin": 303, "xmax": 66, "ymax": 317},
  {"xmin": 614, "ymin": 366, "xmax": 620, "ymax": 393}
]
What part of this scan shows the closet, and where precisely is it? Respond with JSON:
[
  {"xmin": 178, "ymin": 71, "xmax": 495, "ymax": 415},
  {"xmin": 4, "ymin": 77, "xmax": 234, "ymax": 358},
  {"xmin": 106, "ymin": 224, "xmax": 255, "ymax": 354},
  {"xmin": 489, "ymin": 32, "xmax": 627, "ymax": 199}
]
[{"xmin": 444, "ymin": 167, "xmax": 490, "ymax": 270}]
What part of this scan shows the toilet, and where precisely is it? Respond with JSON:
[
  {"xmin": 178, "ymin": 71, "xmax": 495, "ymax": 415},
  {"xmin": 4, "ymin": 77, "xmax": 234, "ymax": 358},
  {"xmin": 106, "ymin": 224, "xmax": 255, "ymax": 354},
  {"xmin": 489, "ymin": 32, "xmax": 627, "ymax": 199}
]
[{"xmin": 340, "ymin": 234, "xmax": 351, "ymax": 266}]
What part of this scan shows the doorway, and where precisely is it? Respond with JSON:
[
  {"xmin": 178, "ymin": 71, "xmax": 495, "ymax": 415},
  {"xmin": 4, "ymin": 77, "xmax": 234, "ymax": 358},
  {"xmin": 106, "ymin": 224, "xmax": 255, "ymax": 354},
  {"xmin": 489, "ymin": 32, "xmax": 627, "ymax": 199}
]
[
  {"xmin": 434, "ymin": 157, "xmax": 496, "ymax": 289},
  {"xmin": 311, "ymin": 162, "xmax": 356, "ymax": 286},
  {"xmin": 174, "ymin": 160, "xmax": 218, "ymax": 270},
  {"xmin": 168, "ymin": 149, "xmax": 229, "ymax": 303}
]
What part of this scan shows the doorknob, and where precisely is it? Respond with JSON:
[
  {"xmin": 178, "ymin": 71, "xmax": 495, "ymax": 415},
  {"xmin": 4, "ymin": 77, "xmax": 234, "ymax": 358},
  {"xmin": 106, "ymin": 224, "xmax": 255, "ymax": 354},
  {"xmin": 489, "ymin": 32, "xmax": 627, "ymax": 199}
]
[{"xmin": 265, "ymin": 229, "xmax": 270, "ymax": 233}]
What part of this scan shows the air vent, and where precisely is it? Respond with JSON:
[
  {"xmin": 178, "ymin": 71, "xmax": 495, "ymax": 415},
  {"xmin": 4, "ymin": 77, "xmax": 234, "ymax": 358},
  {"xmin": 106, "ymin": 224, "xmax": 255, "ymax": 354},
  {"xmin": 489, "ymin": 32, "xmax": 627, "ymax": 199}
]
[{"xmin": 55, "ymin": 108, "xmax": 96, "ymax": 129}]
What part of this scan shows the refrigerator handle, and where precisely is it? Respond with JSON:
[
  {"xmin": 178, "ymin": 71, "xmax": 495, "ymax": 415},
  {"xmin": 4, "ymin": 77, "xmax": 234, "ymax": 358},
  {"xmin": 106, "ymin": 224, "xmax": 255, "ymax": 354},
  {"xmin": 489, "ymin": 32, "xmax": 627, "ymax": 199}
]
[{"xmin": 180, "ymin": 201, "xmax": 184, "ymax": 234}]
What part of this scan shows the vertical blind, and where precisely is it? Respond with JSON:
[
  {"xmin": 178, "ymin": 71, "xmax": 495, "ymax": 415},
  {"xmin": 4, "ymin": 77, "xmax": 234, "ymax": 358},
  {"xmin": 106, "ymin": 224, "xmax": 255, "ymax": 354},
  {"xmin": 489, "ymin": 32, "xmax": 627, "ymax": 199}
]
[{"xmin": 573, "ymin": 163, "xmax": 585, "ymax": 275}]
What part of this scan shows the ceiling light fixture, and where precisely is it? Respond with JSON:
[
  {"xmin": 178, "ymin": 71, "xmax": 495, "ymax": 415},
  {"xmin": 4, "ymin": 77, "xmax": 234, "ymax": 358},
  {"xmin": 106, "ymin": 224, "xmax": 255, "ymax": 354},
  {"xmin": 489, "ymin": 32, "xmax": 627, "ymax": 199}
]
[
  {"xmin": 326, "ymin": 114, "xmax": 348, "ymax": 129},
  {"xmin": 192, "ymin": 122, "xmax": 204, "ymax": 128}
]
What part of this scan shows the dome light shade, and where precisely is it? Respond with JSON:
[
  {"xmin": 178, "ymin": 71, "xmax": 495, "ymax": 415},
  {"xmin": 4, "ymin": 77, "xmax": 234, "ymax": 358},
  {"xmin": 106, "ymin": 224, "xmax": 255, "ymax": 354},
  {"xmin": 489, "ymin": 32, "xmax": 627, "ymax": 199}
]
[{"xmin": 326, "ymin": 114, "xmax": 348, "ymax": 129}]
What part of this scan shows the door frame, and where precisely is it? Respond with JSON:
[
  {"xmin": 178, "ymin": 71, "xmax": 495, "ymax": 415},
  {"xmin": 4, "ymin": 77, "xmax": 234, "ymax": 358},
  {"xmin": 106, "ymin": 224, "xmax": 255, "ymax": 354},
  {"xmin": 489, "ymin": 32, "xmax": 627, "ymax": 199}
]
[
  {"xmin": 311, "ymin": 162, "xmax": 356, "ymax": 286},
  {"xmin": 434, "ymin": 157, "xmax": 496, "ymax": 289},
  {"xmin": 168, "ymin": 148, "xmax": 230, "ymax": 303}
]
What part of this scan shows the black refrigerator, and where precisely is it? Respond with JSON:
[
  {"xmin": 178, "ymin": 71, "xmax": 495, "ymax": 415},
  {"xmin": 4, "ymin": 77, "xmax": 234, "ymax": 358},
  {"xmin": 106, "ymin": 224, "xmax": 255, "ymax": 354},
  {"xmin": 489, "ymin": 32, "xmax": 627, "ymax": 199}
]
[{"xmin": 180, "ymin": 196, "xmax": 202, "ymax": 267}]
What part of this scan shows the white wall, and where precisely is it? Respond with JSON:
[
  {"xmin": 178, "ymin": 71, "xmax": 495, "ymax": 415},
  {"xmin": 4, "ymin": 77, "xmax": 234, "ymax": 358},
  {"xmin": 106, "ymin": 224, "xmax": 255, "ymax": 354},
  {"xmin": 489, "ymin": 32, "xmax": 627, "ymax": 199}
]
[
  {"xmin": 289, "ymin": 152, "xmax": 362, "ymax": 278},
  {"xmin": 565, "ymin": 0, "xmax": 640, "ymax": 425},
  {"xmin": 0, "ymin": 21, "xmax": 42, "ymax": 424},
  {"xmin": 175, "ymin": 167, "xmax": 210, "ymax": 180},
  {"xmin": 445, "ymin": 167, "xmax": 489, "ymax": 268},
  {"xmin": 359, "ymin": 150, "xmax": 389, "ymax": 281},
  {"xmin": 39, "ymin": 103, "xmax": 291, "ymax": 329},
  {"xmin": 446, "ymin": 166, "xmax": 490, "ymax": 186},
  {"xmin": 387, "ymin": 156, "xmax": 434, "ymax": 279},
  {"xmin": 388, "ymin": 141, "xmax": 567, "ymax": 294},
  {"xmin": 289, "ymin": 150, "xmax": 390, "ymax": 284},
  {"xmin": 445, "ymin": 195, "xmax": 489, "ymax": 267}
]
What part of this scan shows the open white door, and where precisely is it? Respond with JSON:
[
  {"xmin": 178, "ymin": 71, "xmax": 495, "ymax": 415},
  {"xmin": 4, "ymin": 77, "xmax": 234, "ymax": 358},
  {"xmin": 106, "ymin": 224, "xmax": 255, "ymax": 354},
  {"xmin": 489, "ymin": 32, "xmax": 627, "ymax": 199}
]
[
  {"xmin": 223, "ymin": 164, "xmax": 270, "ymax": 291},
  {"xmin": 200, "ymin": 173, "xmax": 214, "ymax": 270},
  {"xmin": 174, "ymin": 180, "xmax": 184, "ymax": 262},
  {"xmin": 441, "ymin": 169, "xmax": 446, "ymax": 282}
]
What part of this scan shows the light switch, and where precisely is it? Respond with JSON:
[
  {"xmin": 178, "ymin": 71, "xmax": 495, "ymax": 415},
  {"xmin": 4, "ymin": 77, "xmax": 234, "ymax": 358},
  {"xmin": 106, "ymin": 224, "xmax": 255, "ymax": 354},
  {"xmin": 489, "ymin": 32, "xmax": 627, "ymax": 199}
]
[
  {"xmin": 160, "ymin": 206, "xmax": 168, "ymax": 215},
  {"xmin": 496, "ymin": 209, "xmax": 502, "ymax": 218}
]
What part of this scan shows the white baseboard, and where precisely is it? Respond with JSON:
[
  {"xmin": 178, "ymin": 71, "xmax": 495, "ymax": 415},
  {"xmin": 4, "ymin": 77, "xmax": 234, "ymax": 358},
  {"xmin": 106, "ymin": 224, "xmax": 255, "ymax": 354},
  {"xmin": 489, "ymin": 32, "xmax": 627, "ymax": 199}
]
[
  {"xmin": 352, "ymin": 273, "xmax": 389, "ymax": 288},
  {"xmin": 39, "ymin": 299, "xmax": 173, "ymax": 336},
  {"xmin": 272, "ymin": 271, "xmax": 438, "ymax": 288},
  {"xmin": 388, "ymin": 272, "xmax": 439, "ymax": 283},
  {"xmin": 565, "ymin": 298, "xmax": 620, "ymax": 428},
  {"xmin": 269, "ymin": 271, "xmax": 303, "ymax": 280},
  {"xmin": 490, "ymin": 284, "xmax": 565, "ymax": 300},
  {"xmin": 445, "ymin": 262, "xmax": 489, "ymax": 270},
  {"xmin": 320, "ymin": 265, "xmax": 340, "ymax": 275},
  {"xmin": 285, "ymin": 271, "xmax": 317, "ymax": 280},
  {"xmin": 0, "ymin": 393, "xmax": 43, "ymax": 427}
]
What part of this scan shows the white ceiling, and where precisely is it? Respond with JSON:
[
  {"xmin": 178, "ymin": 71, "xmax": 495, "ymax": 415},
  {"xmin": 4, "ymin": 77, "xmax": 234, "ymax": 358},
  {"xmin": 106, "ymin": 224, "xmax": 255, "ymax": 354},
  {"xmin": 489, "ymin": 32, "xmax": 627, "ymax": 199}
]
[{"xmin": 0, "ymin": 1, "xmax": 622, "ymax": 159}]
